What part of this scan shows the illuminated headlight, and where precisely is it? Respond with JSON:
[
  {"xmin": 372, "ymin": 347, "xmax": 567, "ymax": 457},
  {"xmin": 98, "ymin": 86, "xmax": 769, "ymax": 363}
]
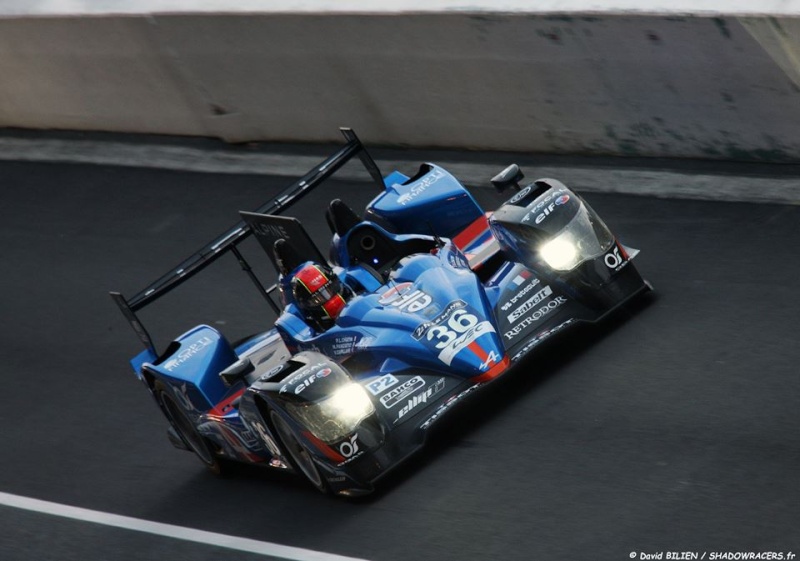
[
  {"xmin": 540, "ymin": 237, "xmax": 579, "ymax": 271},
  {"xmin": 286, "ymin": 383, "xmax": 375, "ymax": 444}
]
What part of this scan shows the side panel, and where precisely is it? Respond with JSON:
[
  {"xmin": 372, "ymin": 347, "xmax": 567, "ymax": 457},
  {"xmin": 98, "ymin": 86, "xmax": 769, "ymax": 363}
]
[
  {"xmin": 144, "ymin": 325, "xmax": 237, "ymax": 410},
  {"xmin": 366, "ymin": 164, "xmax": 484, "ymax": 239}
]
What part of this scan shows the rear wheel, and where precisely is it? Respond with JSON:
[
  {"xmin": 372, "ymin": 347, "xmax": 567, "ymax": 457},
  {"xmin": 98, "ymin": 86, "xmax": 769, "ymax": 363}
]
[
  {"xmin": 155, "ymin": 381, "xmax": 223, "ymax": 475},
  {"xmin": 269, "ymin": 409, "xmax": 328, "ymax": 493}
]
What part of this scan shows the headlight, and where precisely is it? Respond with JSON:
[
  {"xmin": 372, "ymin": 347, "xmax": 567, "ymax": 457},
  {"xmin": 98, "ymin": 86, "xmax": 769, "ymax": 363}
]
[
  {"xmin": 540, "ymin": 237, "xmax": 579, "ymax": 271},
  {"xmin": 286, "ymin": 383, "xmax": 375, "ymax": 444}
]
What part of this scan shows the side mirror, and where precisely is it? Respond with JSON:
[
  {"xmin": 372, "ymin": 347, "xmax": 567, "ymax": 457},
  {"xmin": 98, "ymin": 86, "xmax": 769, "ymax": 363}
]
[
  {"xmin": 219, "ymin": 357, "xmax": 255, "ymax": 387},
  {"xmin": 491, "ymin": 164, "xmax": 524, "ymax": 193}
]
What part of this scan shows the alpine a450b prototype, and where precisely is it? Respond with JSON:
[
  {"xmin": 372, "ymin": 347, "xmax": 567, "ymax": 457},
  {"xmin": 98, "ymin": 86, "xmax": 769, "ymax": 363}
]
[{"xmin": 111, "ymin": 128, "xmax": 651, "ymax": 496}]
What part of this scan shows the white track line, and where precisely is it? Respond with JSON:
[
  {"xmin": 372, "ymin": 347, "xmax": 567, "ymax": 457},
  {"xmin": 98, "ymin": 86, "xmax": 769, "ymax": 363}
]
[{"xmin": 0, "ymin": 491, "xmax": 369, "ymax": 561}]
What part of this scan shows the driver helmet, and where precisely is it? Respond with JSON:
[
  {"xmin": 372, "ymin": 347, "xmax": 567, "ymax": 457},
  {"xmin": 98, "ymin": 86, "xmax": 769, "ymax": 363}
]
[{"xmin": 291, "ymin": 262, "xmax": 348, "ymax": 331}]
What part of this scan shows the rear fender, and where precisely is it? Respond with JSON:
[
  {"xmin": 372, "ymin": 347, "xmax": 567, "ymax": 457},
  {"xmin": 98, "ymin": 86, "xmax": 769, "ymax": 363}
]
[{"xmin": 140, "ymin": 325, "xmax": 237, "ymax": 412}]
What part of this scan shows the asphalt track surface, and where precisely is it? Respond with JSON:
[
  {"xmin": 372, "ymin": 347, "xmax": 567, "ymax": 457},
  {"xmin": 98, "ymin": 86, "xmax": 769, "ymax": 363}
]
[{"xmin": 1, "ymin": 155, "xmax": 798, "ymax": 561}]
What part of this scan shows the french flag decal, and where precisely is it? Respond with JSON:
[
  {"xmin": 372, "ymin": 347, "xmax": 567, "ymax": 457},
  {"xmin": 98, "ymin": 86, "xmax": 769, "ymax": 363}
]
[{"xmin": 511, "ymin": 270, "xmax": 532, "ymax": 286}]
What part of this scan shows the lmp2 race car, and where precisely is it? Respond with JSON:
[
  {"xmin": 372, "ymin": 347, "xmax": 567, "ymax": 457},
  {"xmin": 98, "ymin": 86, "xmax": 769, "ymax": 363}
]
[{"xmin": 111, "ymin": 128, "xmax": 650, "ymax": 496}]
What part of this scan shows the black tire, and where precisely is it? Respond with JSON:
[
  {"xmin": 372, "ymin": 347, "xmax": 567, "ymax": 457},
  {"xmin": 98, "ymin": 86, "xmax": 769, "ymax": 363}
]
[
  {"xmin": 155, "ymin": 381, "xmax": 224, "ymax": 475},
  {"xmin": 269, "ymin": 409, "xmax": 329, "ymax": 493}
]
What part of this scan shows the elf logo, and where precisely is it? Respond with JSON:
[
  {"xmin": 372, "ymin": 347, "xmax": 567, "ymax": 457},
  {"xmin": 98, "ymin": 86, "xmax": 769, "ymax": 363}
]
[{"xmin": 379, "ymin": 282, "xmax": 432, "ymax": 313}]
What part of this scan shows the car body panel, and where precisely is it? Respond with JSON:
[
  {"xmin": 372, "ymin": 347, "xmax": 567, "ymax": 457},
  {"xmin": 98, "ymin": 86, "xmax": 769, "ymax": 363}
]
[{"xmin": 112, "ymin": 129, "xmax": 650, "ymax": 495}]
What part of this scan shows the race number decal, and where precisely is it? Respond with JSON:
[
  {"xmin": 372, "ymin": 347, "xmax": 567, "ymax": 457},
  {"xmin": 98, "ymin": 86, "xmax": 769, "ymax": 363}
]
[{"xmin": 425, "ymin": 308, "xmax": 496, "ymax": 366}]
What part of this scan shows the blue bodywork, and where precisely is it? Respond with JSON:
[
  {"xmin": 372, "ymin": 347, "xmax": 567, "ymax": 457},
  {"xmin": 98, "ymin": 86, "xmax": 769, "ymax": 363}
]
[{"xmin": 119, "ymin": 146, "xmax": 649, "ymax": 496}]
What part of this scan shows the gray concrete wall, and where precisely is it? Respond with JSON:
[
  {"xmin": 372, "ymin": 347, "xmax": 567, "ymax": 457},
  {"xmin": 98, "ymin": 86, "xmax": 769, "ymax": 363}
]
[{"xmin": 1, "ymin": 12, "xmax": 800, "ymax": 161}]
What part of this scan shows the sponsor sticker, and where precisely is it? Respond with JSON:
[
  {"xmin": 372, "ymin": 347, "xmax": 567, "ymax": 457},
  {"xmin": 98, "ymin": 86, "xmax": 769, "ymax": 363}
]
[
  {"xmin": 507, "ymin": 286, "xmax": 554, "ymax": 322},
  {"xmin": 396, "ymin": 168, "xmax": 446, "ymax": 205},
  {"xmin": 279, "ymin": 362, "xmax": 329, "ymax": 394},
  {"xmin": 338, "ymin": 434, "xmax": 360, "ymax": 458},
  {"xmin": 503, "ymin": 296, "xmax": 567, "ymax": 340},
  {"xmin": 397, "ymin": 378, "xmax": 446, "ymax": 420},
  {"xmin": 604, "ymin": 244, "xmax": 628, "ymax": 272},
  {"xmin": 500, "ymin": 278, "xmax": 541, "ymax": 311},
  {"xmin": 379, "ymin": 283, "xmax": 432, "ymax": 313},
  {"xmin": 522, "ymin": 188, "xmax": 569, "ymax": 224},
  {"xmin": 163, "ymin": 336, "xmax": 213, "ymax": 371},
  {"xmin": 380, "ymin": 376, "xmax": 426, "ymax": 409}
]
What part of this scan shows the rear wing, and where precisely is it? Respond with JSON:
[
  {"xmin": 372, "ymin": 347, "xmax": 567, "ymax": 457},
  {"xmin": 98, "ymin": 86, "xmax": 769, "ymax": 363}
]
[{"xmin": 110, "ymin": 127, "xmax": 383, "ymax": 355}]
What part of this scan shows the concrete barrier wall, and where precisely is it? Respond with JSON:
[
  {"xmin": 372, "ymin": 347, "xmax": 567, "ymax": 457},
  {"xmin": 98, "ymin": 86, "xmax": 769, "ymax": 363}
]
[{"xmin": 1, "ymin": 12, "xmax": 800, "ymax": 161}]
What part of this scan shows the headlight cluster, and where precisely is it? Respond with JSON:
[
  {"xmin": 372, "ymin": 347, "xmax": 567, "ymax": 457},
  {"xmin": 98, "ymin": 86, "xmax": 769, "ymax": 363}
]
[
  {"xmin": 286, "ymin": 383, "xmax": 375, "ymax": 444},
  {"xmin": 539, "ymin": 236, "xmax": 580, "ymax": 271}
]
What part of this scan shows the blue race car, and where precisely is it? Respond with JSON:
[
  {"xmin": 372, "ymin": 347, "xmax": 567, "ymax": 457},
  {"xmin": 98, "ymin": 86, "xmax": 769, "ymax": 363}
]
[{"xmin": 111, "ymin": 128, "xmax": 650, "ymax": 496}]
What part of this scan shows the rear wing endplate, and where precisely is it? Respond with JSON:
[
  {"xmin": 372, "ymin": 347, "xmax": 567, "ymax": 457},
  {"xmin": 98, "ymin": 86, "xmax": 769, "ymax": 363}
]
[{"xmin": 110, "ymin": 128, "xmax": 383, "ymax": 355}]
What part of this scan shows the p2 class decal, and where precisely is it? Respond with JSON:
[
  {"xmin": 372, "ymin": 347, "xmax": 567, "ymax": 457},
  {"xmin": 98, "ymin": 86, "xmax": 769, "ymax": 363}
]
[
  {"xmin": 604, "ymin": 243, "xmax": 629, "ymax": 272},
  {"xmin": 365, "ymin": 373, "xmax": 399, "ymax": 396}
]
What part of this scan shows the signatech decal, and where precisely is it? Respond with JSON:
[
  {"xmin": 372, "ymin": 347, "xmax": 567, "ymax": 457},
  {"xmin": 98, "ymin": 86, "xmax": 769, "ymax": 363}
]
[
  {"xmin": 500, "ymin": 278, "xmax": 541, "ymax": 311},
  {"xmin": 503, "ymin": 296, "xmax": 567, "ymax": 340},
  {"xmin": 396, "ymin": 168, "xmax": 445, "ymax": 205},
  {"xmin": 380, "ymin": 376, "xmax": 425, "ymax": 409},
  {"xmin": 366, "ymin": 373, "xmax": 399, "ymax": 396},
  {"xmin": 397, "ymin": 378, "xmax": 446, "ymax": 420},
  {"xmin": 507, "ymin": 286, "xmax": 553, "ymax": 322},
  {"xmin": 163, "ymin": 336, "xmax": 213, "ymax": 371}
]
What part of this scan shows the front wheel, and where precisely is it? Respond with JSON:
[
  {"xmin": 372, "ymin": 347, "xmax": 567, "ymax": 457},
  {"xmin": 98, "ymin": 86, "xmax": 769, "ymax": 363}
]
[
  {"xmin": 155, "ymin": 381, "xmax": 224, "ymax": 475},
  {"xmin": 269, "ymin": 409, "xmax": 329, "ymax": 494}
]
